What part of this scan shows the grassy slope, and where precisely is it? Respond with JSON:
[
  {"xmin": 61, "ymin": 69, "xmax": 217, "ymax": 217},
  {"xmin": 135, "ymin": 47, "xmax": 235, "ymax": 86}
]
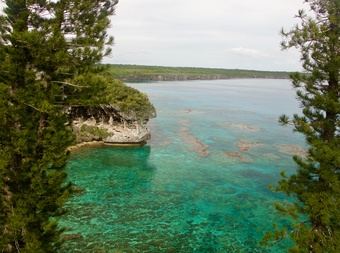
[{"xmin": 107, "ymin": 64, "xmax": 292, "ymax": 81}]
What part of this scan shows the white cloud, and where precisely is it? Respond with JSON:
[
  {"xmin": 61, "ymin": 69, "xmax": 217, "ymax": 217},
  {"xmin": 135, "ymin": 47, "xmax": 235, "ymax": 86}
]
[{"xmin": 106, "ymin": 0, "xmax": 309, "ymax": 71}]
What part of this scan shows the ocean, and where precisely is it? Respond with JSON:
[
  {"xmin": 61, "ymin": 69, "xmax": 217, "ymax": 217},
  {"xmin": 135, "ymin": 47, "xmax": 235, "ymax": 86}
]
[{"xmin": 60, "ymin": 79, "xmax": 305, "ymax": 252}]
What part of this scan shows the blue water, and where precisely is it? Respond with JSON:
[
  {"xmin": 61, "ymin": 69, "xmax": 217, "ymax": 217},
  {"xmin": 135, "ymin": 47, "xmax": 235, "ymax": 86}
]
[{"xmin": 60, "ymin": 79, "xmax": 305, "ymax": 252}]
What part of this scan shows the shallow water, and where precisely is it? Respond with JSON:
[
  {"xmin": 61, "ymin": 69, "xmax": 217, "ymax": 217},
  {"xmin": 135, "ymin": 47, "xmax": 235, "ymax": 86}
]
[{"xmin": 60, "ymin": 79, "xmax": 304, "ymax": 252}]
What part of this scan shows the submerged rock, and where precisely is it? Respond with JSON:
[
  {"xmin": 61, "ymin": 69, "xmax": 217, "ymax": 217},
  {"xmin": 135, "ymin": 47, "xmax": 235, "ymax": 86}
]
[
  {"xmin": 223, "ymin": 152, "xmax": 252, "ymax": 163},
  {"xmin": 69, "ymin": 104, "xmax": 156, "ymax": 144},
  {"xmin": 61, "ymin": 234, "xmax": 83, "ymax": 240}
]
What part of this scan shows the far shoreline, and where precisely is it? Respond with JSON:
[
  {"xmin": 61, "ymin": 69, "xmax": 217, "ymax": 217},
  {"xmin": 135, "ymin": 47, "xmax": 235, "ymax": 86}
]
[{"xmin": 107, "ymin": 64, "xmax": 293, "ymax": 82}]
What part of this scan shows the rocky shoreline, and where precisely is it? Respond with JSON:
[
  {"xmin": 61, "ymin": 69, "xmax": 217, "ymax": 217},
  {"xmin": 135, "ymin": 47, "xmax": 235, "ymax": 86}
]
[
  {"xmin": 67, "ymin": 140, "xmax": 147, "ymax": 152},
  {"xmin": 69, "ymin": 104, "xmax": 156, "ymax": 146},
  {"xmin": 67, "ymin": 141, "xmax": 105, "ymax": 151}
]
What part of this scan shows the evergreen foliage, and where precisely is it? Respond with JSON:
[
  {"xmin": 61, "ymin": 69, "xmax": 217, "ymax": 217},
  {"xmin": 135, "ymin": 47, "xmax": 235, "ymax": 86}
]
[
  {"xmin": 0, "ymin": 0, "xmax": 118, "ymax": 251},
  {"xmin": 262, "ymin": 0, "xmax": 340, "ymax": 252}
]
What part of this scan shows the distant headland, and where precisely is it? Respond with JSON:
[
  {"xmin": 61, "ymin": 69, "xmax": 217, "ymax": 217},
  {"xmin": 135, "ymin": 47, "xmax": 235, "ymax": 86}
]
[{"xmin": 107, "ymin": 64, "xmax": 292, "ymax": 82}]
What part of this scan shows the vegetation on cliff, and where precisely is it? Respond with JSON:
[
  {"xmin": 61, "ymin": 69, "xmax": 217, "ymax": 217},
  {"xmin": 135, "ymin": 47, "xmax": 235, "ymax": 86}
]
[
  {"xmin": 103, "ymin": 77, "xmax": 155, "ymax": 119},
  {"xmin": 67, "ymin": 71, "xmax": 155, "ymax": 120}
]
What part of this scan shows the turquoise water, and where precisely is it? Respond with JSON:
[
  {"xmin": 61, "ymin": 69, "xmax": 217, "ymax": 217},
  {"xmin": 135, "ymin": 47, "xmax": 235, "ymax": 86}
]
[{"xmin": 60, "ymin": 79, "xmax": 305, "ymax": 252}]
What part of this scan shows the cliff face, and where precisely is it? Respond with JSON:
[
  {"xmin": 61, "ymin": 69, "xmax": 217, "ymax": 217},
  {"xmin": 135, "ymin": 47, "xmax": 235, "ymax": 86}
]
[{"xmin": 69, "ymin": 104, "xmax": 156, "ymax": 144}]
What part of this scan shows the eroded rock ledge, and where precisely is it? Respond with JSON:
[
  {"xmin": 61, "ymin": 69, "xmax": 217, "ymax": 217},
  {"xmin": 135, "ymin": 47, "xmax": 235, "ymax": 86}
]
[{"xmin": 69, "ymin": 104, "xmax": 156, "ymax": 145}]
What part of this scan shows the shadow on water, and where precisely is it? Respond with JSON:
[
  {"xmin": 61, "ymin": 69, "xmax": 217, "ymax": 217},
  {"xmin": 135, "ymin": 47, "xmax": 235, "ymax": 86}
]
[
  {"xmin": 67, "ymin": 145, "xmax": 156, "ymax": 192},
  {"xmin": 60, "ymin": 145, "xmax": 158, "ymax": 252}
]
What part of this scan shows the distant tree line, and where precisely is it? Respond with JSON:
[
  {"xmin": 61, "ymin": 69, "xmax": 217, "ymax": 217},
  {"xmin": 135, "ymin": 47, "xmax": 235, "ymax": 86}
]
[{"xmin": 108, "ymin": 64, "xmax": 291, "ymax": 81}]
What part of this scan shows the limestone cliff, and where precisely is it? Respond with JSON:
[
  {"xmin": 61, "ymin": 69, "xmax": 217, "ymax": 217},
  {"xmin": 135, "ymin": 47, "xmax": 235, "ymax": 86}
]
[{"xmin": 70, "ymin": 104, "xmax": 156, "ymax": 144}]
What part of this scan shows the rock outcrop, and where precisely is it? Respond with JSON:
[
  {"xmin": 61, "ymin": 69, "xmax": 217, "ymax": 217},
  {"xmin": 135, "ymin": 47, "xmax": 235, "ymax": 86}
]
[{"xmin": 69, "ymin": 104, "xmax": 156, "ymax": 144}]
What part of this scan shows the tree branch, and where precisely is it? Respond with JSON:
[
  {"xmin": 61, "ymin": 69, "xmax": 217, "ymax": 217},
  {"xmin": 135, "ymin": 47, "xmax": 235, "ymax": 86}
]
[{"xmin": 51, "ymin": 81, "xmax": 90, "ymax": 88}]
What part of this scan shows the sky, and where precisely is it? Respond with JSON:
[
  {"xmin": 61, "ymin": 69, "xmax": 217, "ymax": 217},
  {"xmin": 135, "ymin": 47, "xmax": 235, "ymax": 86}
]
[
  {"xmin": 105, "ymin": 0, "xmax": 308, "ymax": 71},
  {"xmin": 0, "ymin": 0, "xmax": 309, "ymax": 71}
]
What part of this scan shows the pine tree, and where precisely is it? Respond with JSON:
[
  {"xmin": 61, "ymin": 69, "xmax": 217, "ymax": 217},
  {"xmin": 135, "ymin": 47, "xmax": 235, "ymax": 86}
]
[
  {"xmin": 0, "ymin": 0, "xmax": 118, "ymax": 251},
  {"xmin": 262, "ymin": 0, "xmax": 340, "ymax": 252}
]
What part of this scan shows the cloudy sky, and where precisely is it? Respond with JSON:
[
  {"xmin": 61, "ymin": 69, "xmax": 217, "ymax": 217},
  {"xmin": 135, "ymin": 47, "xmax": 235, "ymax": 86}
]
[
  {"xmin": 0, "ymin": 0, "xmax": 308, "ymax": 71},
  {"xmin": 105, "ymin": 0, "xmax": 308, "ymax": 71}
]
